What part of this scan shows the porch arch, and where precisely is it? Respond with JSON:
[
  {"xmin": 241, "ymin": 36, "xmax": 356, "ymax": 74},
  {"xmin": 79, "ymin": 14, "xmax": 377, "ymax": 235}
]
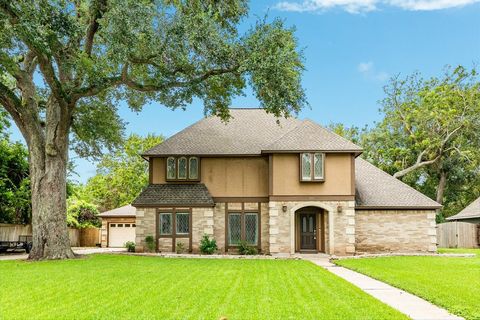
[{"xmin": 289, "ymin": 202, "xmax": 335, "ymax": 254}]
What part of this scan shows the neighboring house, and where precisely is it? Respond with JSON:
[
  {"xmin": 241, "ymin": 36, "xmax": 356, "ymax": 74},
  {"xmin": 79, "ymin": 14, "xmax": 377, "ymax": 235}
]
[
  {"xmin": 446, "ymin": 196, "xmax": 480, "ymax": 224},
  {"xmin": 132, "ymin": 109, "xmax": 440, "ymax": 255},
  {"xmin": 99, "ymin": 205, "xmax": 136, "ymax": 247}
]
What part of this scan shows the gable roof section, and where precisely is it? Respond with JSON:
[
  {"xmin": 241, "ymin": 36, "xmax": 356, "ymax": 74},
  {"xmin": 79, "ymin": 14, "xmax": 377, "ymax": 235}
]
[
  {"xmin": 446, "ymin": 196, "xmax": 480, "ymax": 220},
  {"xmin": 132, "ymin": 184, "xmax": 214, "ymax": 207},
  {"xmin": 98, "ymin": 204, "xmax": 136, "ymax": 217},
  {"xmin": 263, "ymin": 119, "xmax": 362, "ymax": 153},
  {"xmin": 143, "ymin": 109, "xmax": 362, "ymax": 156},
  {"xmin": 355, "ymin": 158, "xmax": 441, "ymax": 209}
]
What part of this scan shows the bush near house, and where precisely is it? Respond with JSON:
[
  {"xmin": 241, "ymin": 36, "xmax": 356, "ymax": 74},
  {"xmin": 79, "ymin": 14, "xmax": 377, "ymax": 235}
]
[
  {"xmin": 199, "ymin": 234, "xmax": 217, "ymax": 254},
  {"xmin": 66, "ymin": 200, "xmax": 101, "ymax": 229}
]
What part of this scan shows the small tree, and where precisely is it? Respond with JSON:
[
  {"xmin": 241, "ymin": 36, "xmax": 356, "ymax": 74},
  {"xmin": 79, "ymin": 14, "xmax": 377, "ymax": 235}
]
[{"xmin": 67, "ymin": 200, "xmax": 101, "ymax": 229}]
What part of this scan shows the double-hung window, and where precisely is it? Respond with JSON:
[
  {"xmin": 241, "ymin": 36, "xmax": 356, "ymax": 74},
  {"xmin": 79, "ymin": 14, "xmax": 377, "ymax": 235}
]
[{"xmin": 300, "ymin": 153, "xmax": 324, "ymax": 182}]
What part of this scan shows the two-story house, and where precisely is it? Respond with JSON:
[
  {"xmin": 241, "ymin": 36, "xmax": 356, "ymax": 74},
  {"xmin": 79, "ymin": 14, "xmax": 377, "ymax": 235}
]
[{"xmin": 128, "ymin": 108, "xmax": 440, "ymax": 255}]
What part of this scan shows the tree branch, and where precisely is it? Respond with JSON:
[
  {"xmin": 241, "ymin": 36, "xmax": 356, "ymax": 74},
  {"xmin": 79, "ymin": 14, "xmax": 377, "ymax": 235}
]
[
  {"xmin": 85, "ymin": 0, "xmax": 107, "ymax": 56},
  {"xmin": 72, "ymin": 64, "xmax": 240, "ymax": 99},
  {"xmin": 393, "ymin": 150, "xmax": 441, "ymax": 178}
]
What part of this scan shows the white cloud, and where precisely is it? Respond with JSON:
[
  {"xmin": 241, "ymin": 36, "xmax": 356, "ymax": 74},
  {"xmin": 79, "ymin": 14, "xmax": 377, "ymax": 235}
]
[
  {"xmin": 274, "ymin": 0, "xmax": 480, "ymax": 13},
  {"xmin": 357, "ymin": 61, "xmax": 389, "ymax": 81},
  {"xmin": 275, "ymin": 0, "xmax": 377, "ymax": 13}
]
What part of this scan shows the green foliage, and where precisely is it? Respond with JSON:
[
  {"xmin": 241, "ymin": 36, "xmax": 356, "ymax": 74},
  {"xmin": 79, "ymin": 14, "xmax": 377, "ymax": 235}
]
[
  {"xmin": 199, "ymin": 234, "xmax": 217, "ymax": 255},
  {"xmin": 176, "ymin": 242, "xmax": 186, "ymax": 254},
  {"xmin": 75, "ymin": 134, "xmax": 163, "ymax": 212},
  {"xmin": 125, "ymin": 241, "xmax": 135, "ymax": 253},
  {"xmin": 0, "ymin": 131, "xmax": 31, "ymax": 224},
  {"xmin": 0, "ymin": 1, "xmax": 306, "ymax": 157},
  {"xmin": 66, "ymin": 200, "xmax": 101, "ymax": 228},
  {"xmin": 145, "ymin": 235, "xmax": 155, "ymax": 253},
  {"xmin": 334, "ymin": 66, "xmax": 480, "ymax": 218},
  {"xmin": 238, "ymin": 241, "xmax": 258, "ymax": 255}
]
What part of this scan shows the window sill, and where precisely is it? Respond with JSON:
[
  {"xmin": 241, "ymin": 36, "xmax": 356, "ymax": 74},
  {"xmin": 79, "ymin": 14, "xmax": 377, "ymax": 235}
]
[{"xmin": 300, "ymin": 179, "xmax": 325, "ymax": 183}]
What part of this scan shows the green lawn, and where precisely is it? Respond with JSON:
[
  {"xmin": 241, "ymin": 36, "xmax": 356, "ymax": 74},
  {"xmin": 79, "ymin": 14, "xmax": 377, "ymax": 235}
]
[
  {"xmin": 0, "ymin": 254, "xmax": 405, "ymax": 320},
  {"xmin": 336, "ymin": 249, "xmax": 480, "ymax": 320}
]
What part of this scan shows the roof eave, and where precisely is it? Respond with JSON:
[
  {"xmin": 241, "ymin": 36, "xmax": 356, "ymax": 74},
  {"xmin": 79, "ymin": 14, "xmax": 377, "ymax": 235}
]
[
  {"xmin": 99, "ymin": 214, "xmax": 136, "ymax": 218},
  {"xmin": 132, "ymin": 203, "xmax": 215, "ymax": 208},
  {"xmin": 446, "ymin": 215, "xmax": 480, "ymax": 221},
  {"xmin": 355, "ymin": 205, "xmax": 442, "ymax": 210},
  {"xmin": 261, "ymin": 149, "xmax": 363, "ymax": 156}
]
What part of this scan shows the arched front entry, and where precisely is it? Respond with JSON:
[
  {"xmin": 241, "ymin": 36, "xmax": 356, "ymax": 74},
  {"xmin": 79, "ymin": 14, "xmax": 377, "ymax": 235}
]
[{"xmin": 295, "ymin": 206, "xmax": 327, "ymax": 253}]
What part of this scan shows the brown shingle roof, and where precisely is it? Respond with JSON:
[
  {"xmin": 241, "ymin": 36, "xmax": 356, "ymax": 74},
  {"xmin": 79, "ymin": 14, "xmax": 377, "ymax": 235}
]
[
  {"xmin": 143, "ymin": 109, "xmax": 362, "ymax": 156},
  {"xmin": 98, "ymin": 205, "xmax": 136, "ymax": 217},
  {"xmin": 263, "ymin": 119, "xmax": 362, "ymax": 153},
  {"xmin": 132, "ymin": 184, "xmax": 214, "ymax": 207},
  {"xmin": 446, "ymin": 196, "xmax": 480, "ymax": 220},
  {"xmin": 355, "ymin": 158, "xmax": 441, "ymax": 209}
]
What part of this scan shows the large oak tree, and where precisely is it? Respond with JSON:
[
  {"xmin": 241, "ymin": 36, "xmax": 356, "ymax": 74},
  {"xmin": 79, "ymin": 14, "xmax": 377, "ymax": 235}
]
[{"xmin": 0, "ymin": 0, "xmax": 306, "ymax": 260}]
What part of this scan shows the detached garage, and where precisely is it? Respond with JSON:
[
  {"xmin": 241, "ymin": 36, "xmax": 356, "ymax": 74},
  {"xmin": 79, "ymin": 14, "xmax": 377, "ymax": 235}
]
[{"xmin": 99, "ymin": 205, "xmax": 136, "ymax": 248}]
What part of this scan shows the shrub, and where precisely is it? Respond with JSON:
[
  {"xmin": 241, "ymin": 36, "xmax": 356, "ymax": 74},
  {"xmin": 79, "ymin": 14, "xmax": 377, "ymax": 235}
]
[
  {"xmin": 66, "ymin": 200, "xmax": 101, "ymax": 228},
  {"xmin": 238, "ymin": 241, "xmax": 258, "ymax": 255},
  {"xmin": 176, "ymin": 242, "xmax": 186, "ymax": 254},
  {"xmin": 125, "ymin": 241, "xmax": 135, "ymax": 252},
  {"xmin": 145, "ymin": 235, "xmax": 155, "ymax": 252},
  {"xmin": 199, "ymin": 234, "xmax": 217, "ymax": 255}
]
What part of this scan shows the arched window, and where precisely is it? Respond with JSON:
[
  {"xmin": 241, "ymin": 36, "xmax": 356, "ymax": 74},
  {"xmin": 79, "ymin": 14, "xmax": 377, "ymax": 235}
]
[
  {"xmin": 166, "ymin": 157, "xmax": 176, "ymax": 180},
  {"xmin": 189, "ymin": 157, "xmax": 199, "ymax": 180},
  {"xmin": 177, "ymin": 157, "xmax": 187, "ymax": 179}
]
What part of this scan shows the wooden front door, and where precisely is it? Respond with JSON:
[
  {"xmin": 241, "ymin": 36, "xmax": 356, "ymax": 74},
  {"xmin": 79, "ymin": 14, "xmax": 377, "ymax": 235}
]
[{"xmin": 300, "ymin": 213, "xmax": 317, "ymax": 250}]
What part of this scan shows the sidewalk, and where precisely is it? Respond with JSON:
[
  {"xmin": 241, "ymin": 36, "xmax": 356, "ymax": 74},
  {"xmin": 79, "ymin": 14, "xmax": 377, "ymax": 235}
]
[{"xmin": 306, "ymin": 256, "xmax": 463, "ymax": 320}]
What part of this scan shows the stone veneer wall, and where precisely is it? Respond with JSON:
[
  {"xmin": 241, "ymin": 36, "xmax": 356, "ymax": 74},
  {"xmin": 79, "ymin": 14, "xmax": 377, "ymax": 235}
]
[
  {"xmin": 135, "ymin": 203, "xmax": 268, "ymax": 253},
  {"xmin": 135, "ymin": 208, "xmax": 156, "ymax": 252},
  {"xmin": 268, "ymin": 200, "xmax": 356, "ymax": 255},
  {"xmin": 355, "ymin": 210, "xmax": 437, "ymax": 253}
]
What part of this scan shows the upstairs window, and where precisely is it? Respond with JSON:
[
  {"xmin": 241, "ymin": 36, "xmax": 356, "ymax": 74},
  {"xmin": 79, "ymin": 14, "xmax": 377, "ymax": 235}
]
[
  {"xmin": 300, "ymin": 153, "xmax": 324, "ymax": 182},
  {"xmin": 166, "ymin": 156, "xmax": 200, "ymax": 181}
]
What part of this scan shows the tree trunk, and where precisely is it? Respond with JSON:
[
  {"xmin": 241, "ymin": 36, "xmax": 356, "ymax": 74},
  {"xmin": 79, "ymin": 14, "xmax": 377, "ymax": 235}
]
[
  {"xmin": 436, "ymin": 170, "xmax": 447, "ymax": 205},
  {"xmin": 27, "ymin": 102, "xmax": 74, "ymax": 260}
]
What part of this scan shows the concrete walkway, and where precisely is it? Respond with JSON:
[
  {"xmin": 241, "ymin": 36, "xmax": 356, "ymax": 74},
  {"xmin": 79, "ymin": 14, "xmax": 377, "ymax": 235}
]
[{"xmin": 306, "ymin": 256, "xmax": 463, "ymax": 320}]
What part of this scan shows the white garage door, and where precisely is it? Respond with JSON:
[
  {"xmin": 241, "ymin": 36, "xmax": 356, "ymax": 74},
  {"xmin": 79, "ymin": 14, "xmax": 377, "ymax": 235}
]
[{"xmin": 109, "ymin": 223, "xmax": 136, "ymax": 247}]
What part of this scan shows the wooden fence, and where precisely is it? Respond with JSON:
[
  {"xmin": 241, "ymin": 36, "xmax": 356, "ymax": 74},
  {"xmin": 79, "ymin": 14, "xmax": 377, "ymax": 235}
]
[
  {"xmin": 0, "ymin": 224, "xmax": 100, "ymax": 247},
  {"xmin": 437, "ymin": 221, "xmax": 480, "ymax": 248},
  {"xmin": 0, "ymin": 223, "xmax": 32, "ymax": 241}
]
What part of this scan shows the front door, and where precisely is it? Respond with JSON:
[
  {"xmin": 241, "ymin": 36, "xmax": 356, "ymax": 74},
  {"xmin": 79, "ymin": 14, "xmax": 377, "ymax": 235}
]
[{"xmin": 300, "ymin": 213, "xmax": 316, "ymax": 250}]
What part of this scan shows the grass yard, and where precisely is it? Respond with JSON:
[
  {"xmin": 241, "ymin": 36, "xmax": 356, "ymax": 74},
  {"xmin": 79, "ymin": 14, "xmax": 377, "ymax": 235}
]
[
  {"xmin": 0, "ymin": 254, "xmax": 405, "ymax": 320},
  {"xmin": 336, "ymin": 249, "xmax": 480, "ymax": 320}
]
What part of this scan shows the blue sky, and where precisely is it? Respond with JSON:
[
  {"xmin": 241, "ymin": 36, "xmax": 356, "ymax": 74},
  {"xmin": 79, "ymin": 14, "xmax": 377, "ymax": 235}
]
[{"xmin": 8, "ymin": 0, "xmax": 480, "ymax": 183}]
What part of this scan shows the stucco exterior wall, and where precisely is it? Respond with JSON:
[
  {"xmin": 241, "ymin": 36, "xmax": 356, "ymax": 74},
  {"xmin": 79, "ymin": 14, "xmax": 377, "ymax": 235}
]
[
  {"xmin": 355, "ymin": 210, "xmax": 437, "ymax": 253},
  {"xmin": 150, "ymin": 156, "xmax": 269, "ymax": 197},
  {"xmin": 271, "ymin": 153, "xmax": 354, "ymax": 196}
]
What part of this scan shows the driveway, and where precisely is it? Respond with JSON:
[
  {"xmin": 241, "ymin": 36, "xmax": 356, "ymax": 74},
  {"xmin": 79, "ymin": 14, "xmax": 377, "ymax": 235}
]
[{"xmin": 0, "ymin": 247, "xmax": 126, "ymax": 260}]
